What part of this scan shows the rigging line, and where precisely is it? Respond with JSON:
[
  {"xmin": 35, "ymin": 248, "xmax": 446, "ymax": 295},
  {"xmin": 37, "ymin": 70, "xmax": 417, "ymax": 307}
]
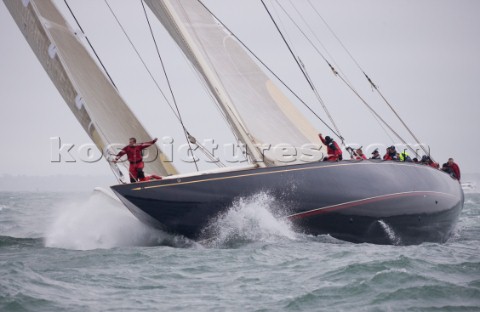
[
  {"xmin": 306, "ymin": 0, "xmax": 427, "ymax": 154},
  {"xmin": 298, "ymin": 58, "xmax": 343, "ymax": 141},
  {"xmin": 191, "ymin": 139, "xmax": 226, "ymax": 167},
  {"xmin": 179, "ymin": 46, "xmax": 247, "ymax": 166},
  {"xmin": 63, "ymin": 0, "xmax": 117, "ymax": 89},
  {"xmin": 271, "ymin": 0, "xmax": 344, "ymax": 140},
  {"xmin": 103, "ymin": 0, "xmax": 181, "ymax": 122},
  {"xmin": 306, "ymin": 0, "xmax": 364, "ymax": 73},
  {"xmin": 371, "ymin": 85, "xmax": 428, "ymax": 155},
  {"xmin": 139, "ymin": 0, "xmax": 200, "ymax": 171},
  {"xmin": 372, "ymin": 111, "xmax": 396, "ymax": 143},
  {"xmin": 141, "ymin": 4, "xmax": 224, "ymax": 169},
  {"xmin": 276, "ymin": 0, "xmax": 414, "ymax": 149},
  {"xmin": 272, "ymin": 0, "xmax": 399, "ymax": 147},
  {"xmin": 177, "ymin": 3, "xmax": 259, "ymax": 165},
  {"xmin": 275, "ymin": 0, "xmax": 395, "ymax": 146},
  {"xmin": 184, "ymin": 55, "xmax": 240, "ymax": 165},
  {"xmin": 281, "ymin": 0, "xmax": 353, "ymax": 86},
  {"xmin": 268, "ymin": 0, "xmax": 295, "ymax": 53},
  {"xmin": 195, "ymin": 0, "xmax": 342, "ymax": 141},
  {"xmin": 336, "ymin": 73, "xmax": 419, "ymax": 156},
  {"xmin": 260, "ymin": 0, "xmax": 316, "ymax": 96},
  {"xmin": 94, "ymin": 124, "xmax": 131, "ymax": 183},
  {"xmin": 105, "ymin": 0, "xmax": 200, "ymax": 171},
  {"xmin": 274, "ymin": 1, "xmax": 401, "ymax": 150}
]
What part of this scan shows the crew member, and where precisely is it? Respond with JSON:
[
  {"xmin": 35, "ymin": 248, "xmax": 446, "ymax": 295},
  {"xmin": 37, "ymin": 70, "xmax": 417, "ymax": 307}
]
[
  {"xmin": 371, "ymin": 149, "xmax": 381, "ymax": 159},
  {"xmin": 421, "ymin": 155, "xmax": 439, "ymax": 169},
  {"xmin": 447, "ymin": 158, "xmax": 461, "ymax": 181},
  {"xmin": 114, "ymin": 137, "xmax": 158, "ymax": 183},
  {"xmin": 420, "ymin": 155, "xmax": 429, "ymax": 165},
  {"xmin": 429, "ymin": 157, "xmax": 439, "ymax": 169},
  {"xmin": 399, "ymin": 150, "xmax": 412, "ymax": 162},
  {"xmin": 354, "ymin": 148, "xmax": 367, "ymax": 160},
  {"xmin": 383, "ymin": 146, "xmax": 399, "ymax": 161},
  {"xmin": 441, "ymin": 163, "xmax": 455, "ymax": 178},
  {"xmin": 319, "ymin": 134, "xmax": 342, "ymax": 161}
]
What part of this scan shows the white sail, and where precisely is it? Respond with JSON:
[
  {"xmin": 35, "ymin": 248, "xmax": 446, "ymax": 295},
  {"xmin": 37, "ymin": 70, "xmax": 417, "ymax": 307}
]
[
  {"xmin": 145, "ymin": 0, "xmax": 326, "ymax": 166},
  {"xmin": 3, "ymin": 0, "xmax": 177, "ymax": 177}
]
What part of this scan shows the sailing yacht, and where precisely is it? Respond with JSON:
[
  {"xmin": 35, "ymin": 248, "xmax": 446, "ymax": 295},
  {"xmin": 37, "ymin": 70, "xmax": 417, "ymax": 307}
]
[{"xmin": 4, "ymin": 0, "xmax": 463, "ymax": 245}]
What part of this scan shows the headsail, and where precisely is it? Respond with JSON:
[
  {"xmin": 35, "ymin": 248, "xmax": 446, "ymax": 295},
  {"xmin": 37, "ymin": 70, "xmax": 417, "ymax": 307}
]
[
  {"xmin": 3, "ymin": 0, "xmax": 177, "ymax": 177},
  {"xmin": 145, "ymin": 0, "xmax": 326, "ymax": 166}
]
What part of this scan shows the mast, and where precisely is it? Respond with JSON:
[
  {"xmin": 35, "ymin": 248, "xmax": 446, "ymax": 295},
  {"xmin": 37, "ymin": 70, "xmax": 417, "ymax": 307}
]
[
  {"xmin": 145, "ymin": 0, "xmax": 326, "ymax": 166},
  {"xmin": 3, "ymin": 0, "xmax": 178, "ymax": 177}
]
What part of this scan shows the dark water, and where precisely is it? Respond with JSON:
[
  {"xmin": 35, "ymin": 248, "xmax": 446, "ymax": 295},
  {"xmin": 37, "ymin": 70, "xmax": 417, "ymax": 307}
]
[{"xmin": 0, "ymin": 191, "xmax": 479, "ymax": 311}]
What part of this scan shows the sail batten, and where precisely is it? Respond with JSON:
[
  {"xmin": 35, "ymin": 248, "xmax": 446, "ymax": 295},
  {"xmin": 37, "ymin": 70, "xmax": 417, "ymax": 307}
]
[
  {"xmin": 3, "ymin": 0, "xmax": 177, "ymax": 177},
  {"xmin": 145, "ymin": 0, "xmax": 326, "ymax": 165}
]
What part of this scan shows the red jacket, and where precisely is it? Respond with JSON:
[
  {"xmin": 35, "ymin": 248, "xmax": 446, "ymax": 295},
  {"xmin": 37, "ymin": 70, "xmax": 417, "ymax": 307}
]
[
  {"xmin": 448, "ymin": 162, "xmax": 461, "ymax": 180},
  {"xmin": 319, "ymin": 134, "xmax": 342, "ymax": 161},
  {"xmin": 116, "ymin": 140, "xmax": 156, "ymax": 163},
  {"xmin": 355, "ymin": 154, "xmax": 367, "ymax": 160}
]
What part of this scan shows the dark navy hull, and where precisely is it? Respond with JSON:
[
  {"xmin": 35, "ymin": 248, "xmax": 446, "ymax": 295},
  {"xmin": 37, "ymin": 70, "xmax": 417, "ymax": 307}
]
[{"xmin": 111, "ymin": 160, "xmax": 464, "ymax": 245}]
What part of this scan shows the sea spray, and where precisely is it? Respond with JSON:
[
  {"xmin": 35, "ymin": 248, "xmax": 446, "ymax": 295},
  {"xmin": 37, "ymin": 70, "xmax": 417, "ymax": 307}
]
[
  {"xmin": 203, "ymin": 192, "xmax": 297, "ymax": 247},
  {"xmin": 378, "ymin": 220, "xmax": 402, "ymax": 245},
  {"xmin": 44, "ymin": 191, "xmax": 193, "ymax": 250}
]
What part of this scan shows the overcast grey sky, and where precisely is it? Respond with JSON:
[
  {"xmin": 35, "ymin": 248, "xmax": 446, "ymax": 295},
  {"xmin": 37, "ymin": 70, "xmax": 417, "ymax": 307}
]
[{"xmin": 0, "ymin": 0, "xmax": 479, "ymax": 178}]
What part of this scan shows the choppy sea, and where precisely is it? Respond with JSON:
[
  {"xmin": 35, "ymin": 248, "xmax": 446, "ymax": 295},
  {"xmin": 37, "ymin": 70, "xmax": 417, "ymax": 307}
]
[{"xmin": 0, "ymin": 190, "xmax": 479, "ymax": 311}]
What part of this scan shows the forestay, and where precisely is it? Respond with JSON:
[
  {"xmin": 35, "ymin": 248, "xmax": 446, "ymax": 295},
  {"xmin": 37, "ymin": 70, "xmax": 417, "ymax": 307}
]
[
  {"xmin": 3, "ymin": 0, "xmax": 177, "ymax": 177},
  {"xmin": 145, "ymin": 0, "xmax": 326, "ymax": 166}
]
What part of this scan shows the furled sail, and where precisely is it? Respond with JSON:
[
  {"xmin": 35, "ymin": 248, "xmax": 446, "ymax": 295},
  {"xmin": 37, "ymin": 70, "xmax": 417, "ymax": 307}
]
[
  {"xmin": 145, "ymin": 0, "xmax": 326, "ymax": 166},
  {"xmin": 3, "ymin": 0, "xmax": 177, "ymax": 177}
]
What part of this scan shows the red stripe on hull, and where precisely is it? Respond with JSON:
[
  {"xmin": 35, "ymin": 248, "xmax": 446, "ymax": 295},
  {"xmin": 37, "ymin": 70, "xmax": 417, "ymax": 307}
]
[{"xmin": 287, "ymin": 191, "xmax": 454, "ymax": 220}]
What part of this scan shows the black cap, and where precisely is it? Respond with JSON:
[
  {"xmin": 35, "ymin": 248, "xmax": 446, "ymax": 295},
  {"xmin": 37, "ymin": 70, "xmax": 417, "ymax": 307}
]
[
  {"xmin": 325, "ymin": 136, "xmax": 332, "ymax": 143},
  {"xmin": 389, "ymin": 145, "xmax": 396, "ymax": 150},
  {"xmin": 372, "ymin": 149, "xmax": 379, "ymax": 154}
]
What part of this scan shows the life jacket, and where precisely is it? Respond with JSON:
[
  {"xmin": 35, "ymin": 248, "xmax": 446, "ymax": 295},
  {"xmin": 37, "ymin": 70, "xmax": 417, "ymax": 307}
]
[
  {"xmin": 328, "ymin": 141, "xmax": 342, "ymax": 160},
  {"xmin": 448, "ymin": 163, "xmax": 461, "ymax": 180},
  {"xmin": 318, "ymin": 134, "xmax": 342, "ymax": 161},
  {"xmin": 399, "ymin": 152, "xmax": 411, "ymax": 162},
  {"xmin": 355, "ymin": 154, "xmax": 367, "ymax": 160},
  {"xmin": 117, "ymin": 140, "xmax": 155, "ymax": 163}
]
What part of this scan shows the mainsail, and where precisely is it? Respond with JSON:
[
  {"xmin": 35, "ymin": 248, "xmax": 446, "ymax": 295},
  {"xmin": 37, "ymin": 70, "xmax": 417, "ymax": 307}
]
[
  {"xmin": 3, "ymin": 0, "xmax": 177, "ymax": 177},
  {"xmin": 145, "ymin": 0, "xmax": 326, "ymax": 166}
]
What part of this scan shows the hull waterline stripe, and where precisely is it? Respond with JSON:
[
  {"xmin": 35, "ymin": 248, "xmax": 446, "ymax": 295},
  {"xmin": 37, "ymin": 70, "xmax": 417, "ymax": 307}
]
[{"xmin": 287, "ymin": 191, "xmax": 457, "ymax": 220}]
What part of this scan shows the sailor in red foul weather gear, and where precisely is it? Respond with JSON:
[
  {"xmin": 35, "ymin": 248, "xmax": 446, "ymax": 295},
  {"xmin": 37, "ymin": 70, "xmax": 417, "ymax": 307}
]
[
  {"xmin": 319, "ymin": 134, "xmax": 342, "ymax": 161},
  {"xmin": 447, "ymin": 158, "xmax": 461, "ymax": 181},
  {"xmin": 354, "ymin": 148, "xmax": 367, "ymax": 160},
  {"xmin": 114, "ymin": 137, "xmax": 158, "ymax": 183},
  {"xmin": 420, "ymin": 155, "xmax": 439, "ymax": 169},
  {"xmin": 383, "ymin": 148, "xmax": 392, "ymax": 160}
]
